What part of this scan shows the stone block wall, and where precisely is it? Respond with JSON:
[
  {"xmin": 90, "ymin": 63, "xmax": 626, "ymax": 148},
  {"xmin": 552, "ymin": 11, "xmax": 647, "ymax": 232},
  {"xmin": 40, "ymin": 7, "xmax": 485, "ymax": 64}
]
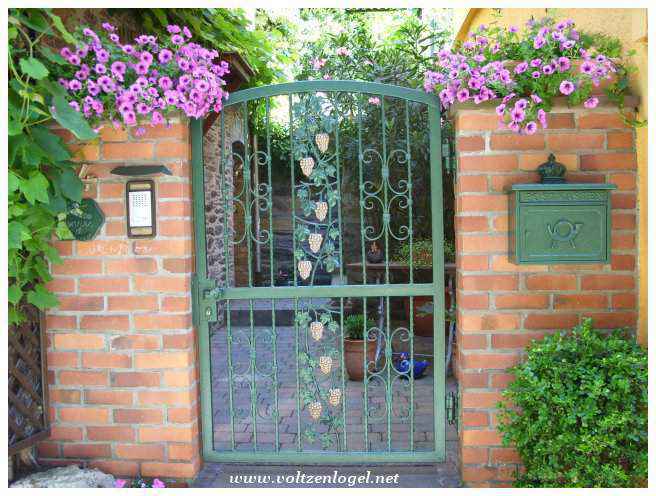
[
  {"xmin": 452, "ymin": 101, "xmax": 639, "ymax": 487},
  {"xmin": 40, "ymin": 117, "xmax": 201, "ymax": 479}
]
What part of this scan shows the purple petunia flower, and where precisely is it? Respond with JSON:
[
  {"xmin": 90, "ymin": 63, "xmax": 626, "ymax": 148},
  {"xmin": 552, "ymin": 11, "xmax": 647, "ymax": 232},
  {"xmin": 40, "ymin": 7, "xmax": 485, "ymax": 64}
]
[
  {"xmin": 456, "ymin": 88, "xmax": 469, "ymax": 102},
  {"xmin": 158, "ymin": 49, "xmax": 173, "ymax": 64},
  {"xmin": 531, "ymin": 71, "xmax": 541, "ymax": 79},
  {"xmin": 537, "ymin": 109, "xmax": 548, "ymax": 129},
  {"xmin": 508, "ymin": 25, "xmax": 519, "ymax": 33},
  {"xmin": 68, "ymin": 54, "xmax": 81, "ymax": 66},
  {"xmin": 135, "ymin": 61, "xmax": 149, "ymax": 75},
  {"xmin": 183, "ymin": 26, "xmax": 192, "ymax": 39},
  {"xmin": 122, "ymin": 44, "xmax": 135, "ymax": 55},
  {"xmin": 151, "ymin": 111, "xmax": 164, "ymax": 125},
  {"xmin": 96, "ymin": 49, "xmax": 109, "ymax": 63},
  {"xmin": 514, "ymin": 62, "xmax": 529, "ymax": 74},
  {"xmin": 68, "ymin": 79, "xmax": 82, "ymax": 91},
  {"xmin": 136, "ymin": 102, "xmax": 150, "ymax": 114},
  {"xmin": 167, "ymin": 24, "xmax": 181, "ymax": 34},
  {"xmin": 556, "ymin": 56, "xmax": 571, "ymax": 72},
  {"xmin": 524, "ymin": 121, "xmax": 538, "ymax": 135},
  {"xmin": 152, "ymin": 479, "xmax": 166, "ymax": 488},
  {"xmin": 122, "ymin": 110, "xmax": 136, "ymax": 126},
  {"xmin": 140, "ymin": 51, "xmax": 153, "ymax": 65},
  {"xmin": 542, "ymin": 64, "xmax": 554, "ymax": 75},
  {"xmin": 584, "ymin": 97, "xmax": 599, "ymax": 109},
  {"xmin": 88, "ymin": 81, "xmax": 100, "ymax": 96},
  {"xmin": 94, "ymin": 63, "xmax": 107, "ymax": 74},
  {"xmin": 533, "ymin": 36, "xmax": 546, "ymax": 49},
  {"xmin": 164, "ymin": 90, "xmax": 179, "ymax": 105},
  {"xmin": 109, "ymin": 33, "xmax": 120, "ymax": 43},
  {"xmin": 510, "ymin": 107, "xmax": 526, "ymax": 122},
  {"xmin": 158, "ymin": 76, "xmax": 173, "ymax": 90},
  {"xmin": 495, "ymin": 103, "xmax": 506, "ymax": 116},
  {"xmin": 515, "ymin": 99, "xmax": 528, "ymax": 110},
  {"xmin": 559, "ymin": 80, "xmax": 575, "ymax": 95},
  {"xmin": 530, "ymin": 58, "xmax": 542, "ymax": 68},
  {"xmin": 580, "ymin": 60, "xmax": 595, "ymax": 74},
  {"xmin": 178, "ymin": 58, "xmax": 190, "ymax": 71},
  {"xmin": 531, "ymin": 94, "xmax": 542, "ymax": 104},
  {"xmin": 171, "ymin": 34, "xmax": 184, "ymax": 45}
]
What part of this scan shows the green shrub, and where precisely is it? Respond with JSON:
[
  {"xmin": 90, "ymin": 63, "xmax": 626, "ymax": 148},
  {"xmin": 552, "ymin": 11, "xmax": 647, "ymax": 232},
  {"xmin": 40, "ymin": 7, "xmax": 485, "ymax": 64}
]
[
  {"xmin": 343, "ymin": 314, "xmax": 376, "ymax": 341},
  {"xmin": 498, "ymin": 318, "xmax": 647, "ymax": 488}
]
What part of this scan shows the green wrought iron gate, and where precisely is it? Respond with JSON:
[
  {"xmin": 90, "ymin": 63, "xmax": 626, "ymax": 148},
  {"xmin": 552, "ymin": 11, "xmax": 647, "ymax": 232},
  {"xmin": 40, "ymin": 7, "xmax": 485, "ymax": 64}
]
[{"xmin": 192, "ymin": 80, "xmax": 446, "ymax": 463}]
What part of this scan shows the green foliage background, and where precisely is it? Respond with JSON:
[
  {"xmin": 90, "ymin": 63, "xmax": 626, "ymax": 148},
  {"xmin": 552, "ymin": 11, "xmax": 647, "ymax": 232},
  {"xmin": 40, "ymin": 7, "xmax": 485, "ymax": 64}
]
[{"xmin": 498, "ymin": 319, "xmax": 647, "ymax": 487}]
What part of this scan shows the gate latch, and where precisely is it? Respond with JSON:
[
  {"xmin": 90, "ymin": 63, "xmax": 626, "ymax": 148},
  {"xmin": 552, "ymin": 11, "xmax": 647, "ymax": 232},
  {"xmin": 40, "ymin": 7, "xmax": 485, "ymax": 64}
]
[
  {"xmin": 446, "ymin": 390, "xmax": 459, "ymax": 429},
  {"xmin": 192, "ymin": 275, "xmax": 221, "ymax": 326}
]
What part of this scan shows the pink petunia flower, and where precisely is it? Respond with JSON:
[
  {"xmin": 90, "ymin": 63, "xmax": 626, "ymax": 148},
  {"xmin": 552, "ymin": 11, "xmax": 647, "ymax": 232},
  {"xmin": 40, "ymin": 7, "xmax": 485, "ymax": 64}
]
[
  {"xmin": 584, "ymin": 97, "xmax": 599, "ymax": 109},
  {"xmin": 559, "ymin": 80, "xmax": 575, "ymax": 95}
]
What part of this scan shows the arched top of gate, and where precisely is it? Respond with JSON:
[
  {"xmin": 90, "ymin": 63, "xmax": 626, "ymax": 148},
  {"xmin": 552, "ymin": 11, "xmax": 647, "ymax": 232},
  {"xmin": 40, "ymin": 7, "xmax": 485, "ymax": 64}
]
[{"xmin": 224, "ymin": 80, "xmax": 441, "ymax": 109}]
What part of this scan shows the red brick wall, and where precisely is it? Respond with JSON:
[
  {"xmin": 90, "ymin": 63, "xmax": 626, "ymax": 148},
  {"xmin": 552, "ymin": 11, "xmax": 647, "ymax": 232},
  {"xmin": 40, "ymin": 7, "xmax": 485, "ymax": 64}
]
[
  {"xmin": 41, "ymin": 117, "xmax": 201, "ymax": 479},
  {"xmin": 453, "ymin": 102, "xmax": 638, "ymax": 487}
]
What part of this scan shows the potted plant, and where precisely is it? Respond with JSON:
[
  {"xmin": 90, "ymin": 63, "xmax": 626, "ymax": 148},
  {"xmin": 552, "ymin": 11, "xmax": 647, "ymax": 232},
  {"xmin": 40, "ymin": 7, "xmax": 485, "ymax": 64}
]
[
  {"xmin": 343, "ymin": 314, "xmax": 377, "ymax": 381},
  {"xmin": 393, "ymin": 239, "xmax": 455, "ymax": 336}
]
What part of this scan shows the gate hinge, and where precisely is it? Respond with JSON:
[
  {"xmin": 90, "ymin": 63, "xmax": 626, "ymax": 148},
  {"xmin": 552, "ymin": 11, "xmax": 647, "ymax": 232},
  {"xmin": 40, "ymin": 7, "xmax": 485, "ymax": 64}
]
[
  {"xmin": 192, "ymin": 274, "xmax": 222, "ymax": 326},
  {"xmin": 446, "ymin": 390, "xmax": 459, "ymax": 431},
  {"xmin": 441, "ymin": 136, "xmax": 456, "ymax": 176}
]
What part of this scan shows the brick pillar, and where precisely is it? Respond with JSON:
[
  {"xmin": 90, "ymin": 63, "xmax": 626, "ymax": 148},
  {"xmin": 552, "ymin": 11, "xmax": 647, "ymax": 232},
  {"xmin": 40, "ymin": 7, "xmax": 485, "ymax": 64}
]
[
  {"xmin": 452, "ymin": 101, "xmax": 638, "ymax": 487},
  {"xmin": 41, "ymin": 116, "xmax": 201, "ymax": 479}
]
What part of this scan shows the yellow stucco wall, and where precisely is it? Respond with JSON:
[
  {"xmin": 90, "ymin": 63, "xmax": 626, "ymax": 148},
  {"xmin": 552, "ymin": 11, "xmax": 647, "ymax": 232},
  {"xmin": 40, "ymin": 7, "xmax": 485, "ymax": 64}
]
[{"xmin": 453, "ymin": 8, "xmax": 648, "ymax": 346}]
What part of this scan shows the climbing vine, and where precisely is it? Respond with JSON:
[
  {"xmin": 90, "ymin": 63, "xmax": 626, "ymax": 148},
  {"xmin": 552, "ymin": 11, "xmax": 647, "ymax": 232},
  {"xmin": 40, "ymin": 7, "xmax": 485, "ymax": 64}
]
[{"xmin": 8, "ymin": 9, "xmax": 95, "ymax": 324}]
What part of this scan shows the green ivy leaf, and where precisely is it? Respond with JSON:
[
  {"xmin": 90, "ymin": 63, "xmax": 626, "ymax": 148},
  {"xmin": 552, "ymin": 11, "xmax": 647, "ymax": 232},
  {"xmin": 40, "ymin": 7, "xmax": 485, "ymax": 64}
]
[
  {"xmin": 19, "ymin": 57, "xmax": 49, "ymax": 80},
  {"xmin": 8, "ymin": 172, "xmax": 20, "ymax": 193},
  {"xmin": 31, "ymin": 125, "xmax": 71, "ymax": 162},
  {"xmin": 27, "ymin": 284, "xmax": 59, "ymax": 310},
  {"xmin": 50, "ymin": 94, "xmax": 97, "ymax": 141},
  {"xmin": 20, "ymin": 171, "xmax": 50, "ymax": 204},
  {"xmin": 8, "ymin": 118, "xmax": 23, "ymax": 136},
  {"xmin": 54, "ymin": 168, "xmax": 83, "ymax": 202},
  {"xmin": 8, "ymin": 284, "xmax": 23, "ymax": 305},
  {"xmin": 8, "ymin": 221, "xmax": 31, "ymax": 249}
]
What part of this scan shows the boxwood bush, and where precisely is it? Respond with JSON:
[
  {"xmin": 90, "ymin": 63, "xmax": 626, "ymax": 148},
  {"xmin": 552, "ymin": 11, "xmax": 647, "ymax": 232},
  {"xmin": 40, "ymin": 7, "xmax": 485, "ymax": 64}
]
[{"xmin": 498, "ymin": 318, "xmax": 647, "ymax": 487}]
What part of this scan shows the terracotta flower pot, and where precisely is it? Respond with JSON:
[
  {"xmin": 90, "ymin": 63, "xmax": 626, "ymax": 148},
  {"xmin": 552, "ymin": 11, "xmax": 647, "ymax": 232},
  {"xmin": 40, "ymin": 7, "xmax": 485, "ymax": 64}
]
[
  {"xmin": 343, "ymin": 338, "xmax": 377, "ymax": 381},
  {"xmin": 404, "ymin": 289, "xmax": 452, "ymax": 337}
]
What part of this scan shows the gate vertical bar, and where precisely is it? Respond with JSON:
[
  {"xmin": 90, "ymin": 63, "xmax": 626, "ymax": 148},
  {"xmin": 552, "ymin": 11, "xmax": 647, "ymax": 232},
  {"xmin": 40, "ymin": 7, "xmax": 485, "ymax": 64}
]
[
  {"xmin": 332, "ymin": 93, "xmax": 348, "ymax": 452},
  {"xmin": 380, "ymin": 97, "xmax": 392, "ymax": 452},
  {"xmin": 242, "ymin": 101, "xmax": 258, "ymax": 450},
  {"xmin": 220, "ymin": 110, "xmax": 237, "ymax": 450},
  {"xmin": 430, "ymin": 107, "xmax": 446, "ymax": 459},
  {"xmin": 289, "ymin": 94, "xmax": 302, "ymax": 451},
  {"xmin": 190, "ymin": 118, "xmax": 214, "ymax": 456},
  {"xmin": 265, "ymin": 97, "xmax": 281, "ymax": 451},
  {"xmin": 405, "ymin": 101, "xmax": 415, "ymax": 451},
  {"xmin": 356, "ymin": 94, "xmax": 369, "ymax": 451}
]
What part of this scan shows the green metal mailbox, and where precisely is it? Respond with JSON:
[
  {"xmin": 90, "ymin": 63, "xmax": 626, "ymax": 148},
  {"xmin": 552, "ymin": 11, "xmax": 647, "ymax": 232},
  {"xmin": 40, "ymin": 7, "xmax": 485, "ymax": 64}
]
[{"xmin": 509, "ymin": 182, "xmax": 616, "ymax": 265}]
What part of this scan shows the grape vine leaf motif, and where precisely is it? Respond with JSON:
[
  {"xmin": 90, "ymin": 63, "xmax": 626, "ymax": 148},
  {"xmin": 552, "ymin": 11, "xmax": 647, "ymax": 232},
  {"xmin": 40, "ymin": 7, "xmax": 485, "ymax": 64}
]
[
  {"xmin": 295, "ymin": 309, "xmax": 343, "ymax": 449},
  {"xmin": 65, "ymin": 198, "xmax": 105, "ymax": 241}
]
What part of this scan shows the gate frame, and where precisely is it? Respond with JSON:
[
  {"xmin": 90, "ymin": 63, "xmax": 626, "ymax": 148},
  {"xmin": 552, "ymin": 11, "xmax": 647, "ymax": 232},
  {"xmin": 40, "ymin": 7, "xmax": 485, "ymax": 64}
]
[{"xmin": 191, "ymin": 80, "xmax": 445, "ymax": 464}]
